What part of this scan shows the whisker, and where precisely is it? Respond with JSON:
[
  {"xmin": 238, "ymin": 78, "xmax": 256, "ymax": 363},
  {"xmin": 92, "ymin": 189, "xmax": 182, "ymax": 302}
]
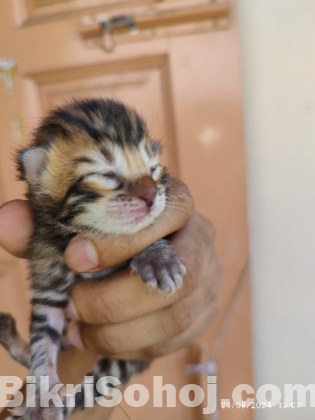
[
  {"xmin": 165, "ymin": 206, "xmax": 187, "ymax": 212},
  {"xmin": 166, "ymin": 198, "xmax": 189, "ymax": 204},
  {"xmin": 167, "ymin": 200, "xmax": 188, "ymax": 206},
  {"xmin": 166, "ymin": 178, "xmax": 188, "ymax": 190},
  {"xmin": 168, "ymin": 193, "xmax": 193, "ymax": 198},
  {"xmin": 165, "ymin": 200, "xmax": 188, "ymax": 207},
  {"xmin": 163, "ymin": 207, "xmax": 187, "ymax": 216}
]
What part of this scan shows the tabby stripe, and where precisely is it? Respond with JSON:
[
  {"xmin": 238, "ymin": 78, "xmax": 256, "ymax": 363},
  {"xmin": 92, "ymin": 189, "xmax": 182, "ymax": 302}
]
[
  {"xmin": 74, "ymin": 391, "xmax": 84, "ymax": 411},
  {"xmin": 31, "ymin": 354, "xmax": 46, "ymax": 369},
  {"xmin": 30, "ymin": 313, "xmax": 47, "ymax": 324},
  {"xmin": 134, "ymin": 115, "xmax": 144, "ymax": 144},
  {"xmin": 100, "ymin": 147, "xmax": 114, "ymax": 164},
  {"xmin": 39, "ymin": 276, "xmax": 71, "ymax": 292},
  {"xmin": 53, "ymin": 110, "xmax": 102, "ymax": 142},
  {"xmin": 118, "ymin": 360, "xmax": 128, "ymax": 383},
  {"xmin": 62, "ymin": 172, "xmax": 101, "ymax": 203},
  {"xmin": 56, "ymin": 284, "xmax": 72, "ymax": 295},
  {"xmin": 31, "ymin": 350, "xmax": 47, "ymax": 363},
  {"xmin": 72, "ymin": 191, "xmax": 102, "ymax": 205},
  {"xmin": 159, "ymin": 171, "xmax": 169, "ymax": 186},
  {"xmin": 30, "ymin": 326, "xmax": 61, "ymax": 345},
  {"xmin": 32, "ymin": 297, "xmax": 68, "ymax": 308},
  {"xmin": 97, "ymin": 357, "xmax": 110, "ymax": 373},
  {"xmin": 73, "ymin": 157, "xmax": 95, "ymax": 164}
]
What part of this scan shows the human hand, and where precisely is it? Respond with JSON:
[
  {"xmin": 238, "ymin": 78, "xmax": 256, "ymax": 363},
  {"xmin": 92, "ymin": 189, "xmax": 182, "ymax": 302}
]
[{"xmin": 0, "ymin": 178, "xmax": 221, "ymax": 359}]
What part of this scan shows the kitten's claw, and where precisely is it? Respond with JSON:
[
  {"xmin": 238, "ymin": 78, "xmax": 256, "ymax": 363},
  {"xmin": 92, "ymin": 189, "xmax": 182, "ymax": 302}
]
[
  {"xmin": 130, "ymin": 239, "xmax": 186, "ymax": 294},
  {"xmin": 6, "ymin": 405, "xmax": 27, "ymax": 419}
]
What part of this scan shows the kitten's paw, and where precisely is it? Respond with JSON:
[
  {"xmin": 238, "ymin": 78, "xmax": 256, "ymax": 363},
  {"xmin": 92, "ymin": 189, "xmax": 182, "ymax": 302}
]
[
  {"xmin": 130, "ymin": 239, "xmax": 186, "ymax": 294},
  {"xmin": 27, "ymin": 386, "xmax": 66, "ymax": 420},
  {"xmin": 0, "ymin": 313, "xmax": 17, "ymax": 344},
  {"xmin": 6, "ymin": 405, "xmax": 27, "ymax": 419},
  {"xmin": 37, "ymin": 407, "xmax": 64, "ymax": 420}
]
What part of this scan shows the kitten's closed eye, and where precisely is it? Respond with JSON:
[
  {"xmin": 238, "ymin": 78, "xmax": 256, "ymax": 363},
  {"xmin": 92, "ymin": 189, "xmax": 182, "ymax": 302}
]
[
  {"xmin": 82, "ymin": 172, "xmax": 122, "ymax": 191},
  {"xmin": 103, "ymin": 172, "xmax": 124, "ymax": 190},
  {"xmin": 103, "ymin": 172, "xmax": 124, "ymax": 191},
  {"xmin": 103, "ymin": 172, "xmax": 118, "ymax": 179}
]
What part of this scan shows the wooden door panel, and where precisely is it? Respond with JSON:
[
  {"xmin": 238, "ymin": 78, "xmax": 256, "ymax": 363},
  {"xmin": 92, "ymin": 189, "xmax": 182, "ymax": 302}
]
[
  {"xmin": 0, "ymin": 0, "xmax": 252, "ymax": 418},
  {"xmin": 17, "ymin": 0, "xmax": 222, "ymax": 28},
  {"xmin": 29, "ymin": 55, "xmax": 178, "ymax": 171}
]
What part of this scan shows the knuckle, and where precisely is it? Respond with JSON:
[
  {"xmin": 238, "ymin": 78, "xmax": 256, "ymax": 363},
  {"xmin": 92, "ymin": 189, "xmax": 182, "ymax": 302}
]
[
  {"xmin": 207, "ymin": 291, "xmax": 221, "ymax": 320},
  {"xmin": 145, "ymin": 342, "xmax": 173, "ymax": 358},
  {"xmin": 144, "ymin": 346, "xmax": 162, "ymax": 358},
  {"xmin": 207, "ymin": 219, "xmax": 216, "ymax": 238},
  {"xmin": 179, "ymin": 254, "xmax": 200, "ymax": 296},
  {"xmin": 204, "ymin": 267, "xmax": 221, "ymax": 302},
  {"xmin": 196, "ymin": 214, "xmax": 215, "ymax": 244},
  {"xmin": 100, "ymin": 337, "xmax": 117, "ymax": 356},
  {"xmin": 93, "ymin": 293, "xmax": 120, "ymax": 325},
  {"xmin": 183, "ymin": 276, "xmax": 199, "ymax": 298},
  {"xmin": 202, "ymin": 215, "xmax": 216, "ymax": 239},
  {"xmin": 167, "ymin": 300, "xmax": 196, "ymax": 336},
  {"xmin": 94, "ymin": 329, "xmax": 124, "ymax": 356},
  {"xmin": 200, "ymin": 254, "xmax": 222, "ymax": 303}
]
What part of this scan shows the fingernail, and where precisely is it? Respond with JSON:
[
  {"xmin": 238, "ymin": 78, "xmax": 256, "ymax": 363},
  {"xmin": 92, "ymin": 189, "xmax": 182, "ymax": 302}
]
[
  {"xmin": 65, "ymin": 237, "xmax": 98, "ymax": 272},
  {"xmin": 67, "ymin": 322, "xmax": 84, "ymax": 349},
  {"xmin": 64, "ymin": 298, "xmax": 79, "ymax": 320}
]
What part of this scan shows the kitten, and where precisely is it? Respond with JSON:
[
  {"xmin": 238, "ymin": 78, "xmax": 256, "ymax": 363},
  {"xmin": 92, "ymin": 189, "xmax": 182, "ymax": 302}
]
[{"xmin": 0, "ymin": 99, "xmax": 186, "ymax": 420}]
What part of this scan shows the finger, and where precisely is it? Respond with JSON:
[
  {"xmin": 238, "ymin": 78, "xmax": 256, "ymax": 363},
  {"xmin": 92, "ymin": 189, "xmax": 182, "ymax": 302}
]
[
  {"xmin": 0, "ymin": 200, "xmax": 33, "ymax": 258},
  {"xmin": 66, "ymin": 267, "xmax": 194, "ymax": 325},
  {"xmin": 67, "ymin": 277, "xmax": 217, "ymax": 355},
  {"xmin": 114, "ymin": 295, "xmax": 219, "ymax": 360},
  {"xmin": 65, "ymin": 211, "xmax": 218, "ymax": 325},
  {"xmin": 76, "ymin": 295, "xmax": 219, "ymax": 360},
  {"xmin": 64, "ymin": 178, "xmax": 194, "ymax": 273},
  {"xmin": 169, "ymin": 211, "xmax": 217, "ymax": 274}
]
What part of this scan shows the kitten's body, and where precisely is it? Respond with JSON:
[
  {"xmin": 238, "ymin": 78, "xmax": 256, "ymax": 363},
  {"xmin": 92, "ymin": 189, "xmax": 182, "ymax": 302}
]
[{"xmin": 0, "ymin": 99, "xmax": 185, "ymax": 420}]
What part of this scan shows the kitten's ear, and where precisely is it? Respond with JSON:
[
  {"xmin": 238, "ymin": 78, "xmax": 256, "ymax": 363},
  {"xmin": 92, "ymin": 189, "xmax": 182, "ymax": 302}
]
[
  {"xmin": 150, "ymin": 140, "xmax": 162, "ymax": 156},
  {"xmin": 18, "ymin": 147, "xmax": 48, "ymax": 187}
]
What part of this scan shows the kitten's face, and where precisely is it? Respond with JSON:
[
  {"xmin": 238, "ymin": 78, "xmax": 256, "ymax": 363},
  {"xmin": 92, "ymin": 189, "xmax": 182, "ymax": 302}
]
[
  {"xmin": 43, "ymin": 137, "xmax": 167, "ymax": 235},
  {"xmin": 19, "ymin": 99, "xmax": 168, "ymax": 236}
]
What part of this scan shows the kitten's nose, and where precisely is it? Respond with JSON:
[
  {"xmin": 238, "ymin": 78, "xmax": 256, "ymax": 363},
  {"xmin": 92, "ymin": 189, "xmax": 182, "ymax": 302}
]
[{"xmin": 133, "ymin": 174, "xmax": 157, "ymax": 208}]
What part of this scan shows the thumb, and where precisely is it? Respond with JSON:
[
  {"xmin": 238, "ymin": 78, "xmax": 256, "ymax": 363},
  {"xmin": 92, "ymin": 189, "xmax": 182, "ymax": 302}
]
[
  {"xmin": 64, "ymin": 178, "xmax": 194, "ymax": 273},
  {"xmin": 0, "ymin": 200, "xmax": 33, "ymax": 258}
]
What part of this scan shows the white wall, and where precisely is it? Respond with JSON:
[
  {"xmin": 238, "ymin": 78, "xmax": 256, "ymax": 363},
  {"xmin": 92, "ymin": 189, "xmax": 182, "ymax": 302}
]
[{"xmin": 237, "ymin": 1, "xmax": 315, "ymax": 419}]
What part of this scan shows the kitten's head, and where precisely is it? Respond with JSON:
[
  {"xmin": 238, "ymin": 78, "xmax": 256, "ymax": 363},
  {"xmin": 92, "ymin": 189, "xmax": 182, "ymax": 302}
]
[{"xmin": 17, "ymin": 99, "xmax": 168, "ymax": 235}]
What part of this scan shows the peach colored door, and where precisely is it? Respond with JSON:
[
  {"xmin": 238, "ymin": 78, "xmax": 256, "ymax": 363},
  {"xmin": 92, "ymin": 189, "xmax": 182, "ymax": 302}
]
[{"xmin": 0, "ymin": 0, "xmax": 252, "ymax": 419}]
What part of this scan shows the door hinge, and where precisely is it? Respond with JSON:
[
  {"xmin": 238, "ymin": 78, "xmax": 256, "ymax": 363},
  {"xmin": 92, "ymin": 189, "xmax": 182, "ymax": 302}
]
[
  {"xmin": 0, "ymin": 58, "xmax": 16, "ymax": 94},
  {"xmin": 80, "ymin": 2, "xmax": 230, "ymax": 52}
]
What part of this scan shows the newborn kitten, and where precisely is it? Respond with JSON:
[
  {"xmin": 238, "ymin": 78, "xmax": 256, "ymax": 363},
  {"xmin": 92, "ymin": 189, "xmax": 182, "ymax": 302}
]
[{"xmin": 0, "ymin": 99, "xmax": 185, "ymax": 420}]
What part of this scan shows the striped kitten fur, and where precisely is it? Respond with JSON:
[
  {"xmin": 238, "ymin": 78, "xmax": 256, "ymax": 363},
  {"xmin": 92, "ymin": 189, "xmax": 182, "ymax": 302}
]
[{"xmin": 0, "ymin": 99, "xmax": 186, "ymax": 420}]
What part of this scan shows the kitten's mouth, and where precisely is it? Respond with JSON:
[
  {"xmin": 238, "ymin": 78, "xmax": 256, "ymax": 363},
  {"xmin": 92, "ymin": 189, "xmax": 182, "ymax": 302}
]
[
  {"xmin": 126, "ymin": 203, "xmax": 154, "ymax": 225},
  {"xmin": 109, "ymin": 195, "xmax": 164, "ymax": 228}
]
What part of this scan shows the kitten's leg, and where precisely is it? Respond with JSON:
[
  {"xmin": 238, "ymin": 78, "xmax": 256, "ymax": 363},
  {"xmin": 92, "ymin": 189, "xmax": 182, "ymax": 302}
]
[
  {"xmin": 0, "ymin": 313, "xmax": 30, "ymax": 368},
  {"xmin": 65, "ymin": 358, "xmax": 150, "ymax": 418},
  {"xmin": 130, "ymin": 239, "xmax": 186, "ymax": 294},
  {"xmin": 2, "ymin": 320, "xmax": 73, "ymax": 420},
  {"xmin": 29, "ymin": 291, "xmax": 70, "ymax": 420},
  {"xmin": 0, "ymin": 312, "xmax": 72, "ymax": 371}
]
